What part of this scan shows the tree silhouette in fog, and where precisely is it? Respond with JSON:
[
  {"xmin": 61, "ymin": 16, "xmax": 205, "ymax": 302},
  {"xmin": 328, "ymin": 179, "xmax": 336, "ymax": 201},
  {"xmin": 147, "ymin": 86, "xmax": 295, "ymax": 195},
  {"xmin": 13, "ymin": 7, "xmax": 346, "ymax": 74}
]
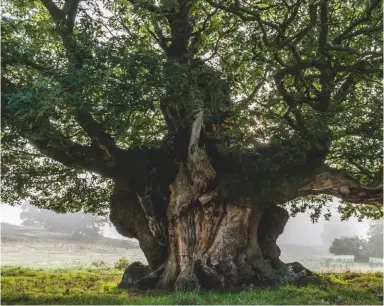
[
  {"xmin": 20, "ymin": 204, "xmax": 106, "ymax": 241},
  {"xmin": 329, "ymin": 221, "xmax": 383, "ymax": 262}
]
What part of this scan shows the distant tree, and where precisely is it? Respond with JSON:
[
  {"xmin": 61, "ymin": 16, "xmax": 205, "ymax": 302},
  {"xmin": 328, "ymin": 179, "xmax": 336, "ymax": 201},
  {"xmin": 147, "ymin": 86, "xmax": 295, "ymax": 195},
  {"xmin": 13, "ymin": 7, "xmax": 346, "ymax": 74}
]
[
  {"xmin": 366, "ymin": 221, "xmax": 383, "ymax": 258},
  {"xmin": 329, "ymin": 236, "xmax": 369, "ymax": 262},
  {"xmin": 20, "ymin": 203, "xmax": 106, "ymax": 241},
  {"xmin": 329, "ymin": 221, "xmax": 383, "ymax": 261}
]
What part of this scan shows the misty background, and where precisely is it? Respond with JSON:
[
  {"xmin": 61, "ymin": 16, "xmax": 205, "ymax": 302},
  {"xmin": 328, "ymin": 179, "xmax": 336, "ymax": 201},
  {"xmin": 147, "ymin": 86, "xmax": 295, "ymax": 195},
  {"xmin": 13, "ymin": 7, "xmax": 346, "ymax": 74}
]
[
  {"xmin": 0, "ymin": 200, "xmax": 370, "ymax": 245},
  {"xmin": 2, "ymin": 199, "xmax": 382, "ymax": 272}
]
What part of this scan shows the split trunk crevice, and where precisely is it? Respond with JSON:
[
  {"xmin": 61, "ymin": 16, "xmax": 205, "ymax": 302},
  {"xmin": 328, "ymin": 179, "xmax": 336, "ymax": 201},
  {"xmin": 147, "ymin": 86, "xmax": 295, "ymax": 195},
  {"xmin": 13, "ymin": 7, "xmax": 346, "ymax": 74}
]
[{"xmin": 111, "ymin": 111, "xmax": 317, "ymax": 291}]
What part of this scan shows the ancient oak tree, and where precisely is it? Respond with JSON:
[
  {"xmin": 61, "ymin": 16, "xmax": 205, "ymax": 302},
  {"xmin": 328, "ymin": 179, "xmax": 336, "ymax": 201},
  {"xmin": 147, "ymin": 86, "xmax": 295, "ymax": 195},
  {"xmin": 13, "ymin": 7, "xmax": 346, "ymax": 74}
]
[{"xmin": 2, "ymin": 0, "xmax": 382, "ymax": 290}]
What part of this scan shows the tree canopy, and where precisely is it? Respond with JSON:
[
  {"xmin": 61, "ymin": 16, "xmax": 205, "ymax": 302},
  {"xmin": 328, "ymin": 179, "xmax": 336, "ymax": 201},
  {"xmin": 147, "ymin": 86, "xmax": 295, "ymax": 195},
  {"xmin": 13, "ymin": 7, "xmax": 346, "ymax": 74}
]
[{"xmin": 2, "ymin": 0, "xmax": 383, "ymax": 220}]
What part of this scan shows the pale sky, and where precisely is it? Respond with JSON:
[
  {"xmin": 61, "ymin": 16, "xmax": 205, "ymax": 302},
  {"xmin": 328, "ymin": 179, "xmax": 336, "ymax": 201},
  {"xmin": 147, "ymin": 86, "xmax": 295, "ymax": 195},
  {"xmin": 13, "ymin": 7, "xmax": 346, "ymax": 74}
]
[{"xmin": 0, "ymin": 204, "xmax": 22, "ymax": 225}]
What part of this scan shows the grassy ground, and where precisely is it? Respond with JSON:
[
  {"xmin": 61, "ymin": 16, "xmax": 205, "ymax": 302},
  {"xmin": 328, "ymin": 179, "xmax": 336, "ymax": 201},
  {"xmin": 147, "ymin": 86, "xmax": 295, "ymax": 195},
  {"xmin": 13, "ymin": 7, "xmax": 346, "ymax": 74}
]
[{"xmin": 1, "ymin": 266, "xmax": 383, "ymax": 305}]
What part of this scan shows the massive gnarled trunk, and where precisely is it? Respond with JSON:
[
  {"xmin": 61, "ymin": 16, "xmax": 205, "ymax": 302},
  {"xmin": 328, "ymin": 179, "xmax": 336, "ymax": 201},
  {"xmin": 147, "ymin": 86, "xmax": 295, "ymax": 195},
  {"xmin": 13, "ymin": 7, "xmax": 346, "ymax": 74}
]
[
  {"xmin": 109, "ymin": 111, "xmax": 317, "ymax": 291},
  {"xmin": 111, "ymin": 187, "xmax": 316, "ymax": 290},
  {"xmin": 109, "ymin": 134, "xmax": 381, "ymax": 291}
]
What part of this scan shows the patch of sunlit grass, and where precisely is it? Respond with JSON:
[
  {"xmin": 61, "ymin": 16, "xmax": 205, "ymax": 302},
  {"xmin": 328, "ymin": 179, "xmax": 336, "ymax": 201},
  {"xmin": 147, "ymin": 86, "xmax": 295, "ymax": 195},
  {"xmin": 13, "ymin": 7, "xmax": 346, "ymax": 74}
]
[{"xmin": 1, "ymin": 266, "xmax": 383, "ymax": 305}]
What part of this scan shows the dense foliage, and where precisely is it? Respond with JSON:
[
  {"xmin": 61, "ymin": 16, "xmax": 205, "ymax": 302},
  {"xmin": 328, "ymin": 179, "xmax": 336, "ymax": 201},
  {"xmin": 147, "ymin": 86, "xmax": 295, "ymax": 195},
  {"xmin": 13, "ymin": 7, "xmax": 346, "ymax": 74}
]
[{"xmin": 2, "ymin": 0, "xmax": 383, "ymax": 220}]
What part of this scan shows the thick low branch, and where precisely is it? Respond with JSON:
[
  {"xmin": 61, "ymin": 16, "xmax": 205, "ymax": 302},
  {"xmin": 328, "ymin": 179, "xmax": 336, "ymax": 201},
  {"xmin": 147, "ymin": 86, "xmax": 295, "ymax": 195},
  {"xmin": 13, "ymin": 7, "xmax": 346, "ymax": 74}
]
[
  {"xmin": 1, "ymin": 76, "xmax": 115, "ymax": 176},
  {"xmin": 29, "ymin": 131, "xmax": 112, "ymax": 176},
  {"xmin": 3, "ymin": 119, "xmax": 110, "ymax": 176},
  {"xmin": 297, "ymin": 167, "xmax": 383, "ymax": 206}
]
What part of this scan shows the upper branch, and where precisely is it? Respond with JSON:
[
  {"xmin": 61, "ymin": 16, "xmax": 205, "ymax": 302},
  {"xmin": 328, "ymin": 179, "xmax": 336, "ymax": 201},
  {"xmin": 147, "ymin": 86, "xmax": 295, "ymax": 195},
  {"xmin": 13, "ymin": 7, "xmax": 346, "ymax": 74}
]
[
  {"xmin": 63, "ymin": 0, "xmax": 81, "ymax": 30},
  {"xmin": 39, "ymin": 0, "xmax": 117, "ymax": 150},
  {"xmin": 333, "ymin": 0, "xmax": 382, "ymax": 44},
  {"xmin": 287, "ymin": 2, "xmax": 318, "ymax": 44},
  {"xmin": 40, "ymin": 0, "xmax": 80, "ymax": 65},
  {"xmin": 206, "ymin": 0, "xmax": 257, "ymax": 21},
  {"xmin": 187, "ymin": 8, "xmax": 218, "ymax": 56},
  {"xmin": 318, "ymin": 0, "xmax": 329, "ymax": 54},
  {"xmin": 341, "ymin": 25, "xmax": 382, "ymax": 41},
  {"xmin": 75, "ymin": 108, "xmax": 116, "ymax": 148},
  {"xmin": 128, "ymin": 0, "xmax": 170, "ymax": 14},
  {"xmin": 148, "ymin": 24, "xmax": 170, "ymax": 52},
  {"xmin": 40, "ymin": 0, "xmax": 65, "ymax": 21},
  {"xmin": 206, "ymin": 0, "xmax": 274, "ymax": 22}
]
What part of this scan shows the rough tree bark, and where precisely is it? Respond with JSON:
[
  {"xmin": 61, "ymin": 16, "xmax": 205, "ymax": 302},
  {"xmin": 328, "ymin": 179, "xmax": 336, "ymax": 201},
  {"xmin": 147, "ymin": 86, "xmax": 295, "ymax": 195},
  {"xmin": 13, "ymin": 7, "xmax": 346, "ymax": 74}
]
[
  {"xmin": 109, "ymin": 110, "xmax": 319, "ymax": 291},
  {"xmin": 111, "ymin": 184, "xmax": 318, "ymax": 291}
]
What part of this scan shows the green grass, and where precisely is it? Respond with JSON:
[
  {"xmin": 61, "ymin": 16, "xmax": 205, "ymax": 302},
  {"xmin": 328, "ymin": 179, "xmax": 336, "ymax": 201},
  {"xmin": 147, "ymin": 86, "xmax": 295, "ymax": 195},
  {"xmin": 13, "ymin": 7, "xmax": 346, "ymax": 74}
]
[{"xmin": 1, "ymin": 266, "xmax": 383, "ymax": 305}]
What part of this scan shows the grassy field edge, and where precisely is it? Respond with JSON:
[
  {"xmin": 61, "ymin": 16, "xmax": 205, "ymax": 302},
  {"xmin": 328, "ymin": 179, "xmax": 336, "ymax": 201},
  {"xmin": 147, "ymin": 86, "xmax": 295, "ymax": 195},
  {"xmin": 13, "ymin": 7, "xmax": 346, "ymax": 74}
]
[{"xmin": 1, "ymin": 266, "xmax": 383, "ymax": 305}]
